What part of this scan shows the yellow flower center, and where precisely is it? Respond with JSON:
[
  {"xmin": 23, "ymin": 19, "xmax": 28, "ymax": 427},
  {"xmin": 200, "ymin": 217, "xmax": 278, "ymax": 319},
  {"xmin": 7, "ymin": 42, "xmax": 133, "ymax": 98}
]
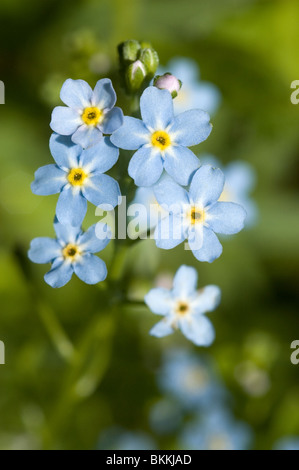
[
  {"xmin": 151, "ymin": 130, "xmax": 171, "ymax": 150},
  {"xmin": 175, "ymin": 301, "xmax": 190, "ymax": 316},
  {"xmin": 81, "ymin": 106, "xmax": 103, "ymax": 126},
  {"xmin": 189, "ymin": 206, "xmax": 206, "ymax": 225},
  {"xmin": 62, "ymin": 243, "xmax": 81, "ymax": 261},
  {"xmin": 67, "ymin": 168, "xmax": 87, "ymax": 186}
]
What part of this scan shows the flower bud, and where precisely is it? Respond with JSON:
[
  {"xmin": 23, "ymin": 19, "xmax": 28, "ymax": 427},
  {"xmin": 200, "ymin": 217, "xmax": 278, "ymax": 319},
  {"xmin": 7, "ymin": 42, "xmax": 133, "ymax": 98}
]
[
  {"xmin": 118, "ymin": 39, "xmax": 141, "ymax": 66},
  {"xmin": 139, "ymin": 48, "xmax": 159, "ymax": 78},
  {"xmin": 154, "ymin": 73, "xmax": 182, "ymax": 98},
  {"xmin": 125, "ymin": 60, "xmax": 147, "ymax": 93}
]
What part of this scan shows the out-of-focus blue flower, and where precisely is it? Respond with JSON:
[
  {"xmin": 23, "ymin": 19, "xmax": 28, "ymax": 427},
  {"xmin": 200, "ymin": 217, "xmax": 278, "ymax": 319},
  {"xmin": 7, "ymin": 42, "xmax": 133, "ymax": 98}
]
[
  {"xmin": 145, "ymin": 265, "xmax": 221, "ymax": 346},
  {"xmin": 31, "ymin": 134, "xmax": 121, "ymax": 227},
  {"xmin": 28, "ymin": 218, "xmax": 110, "ymax": 288},
  {"xmin": 159, "ymin": 57, "xmax": 221, "ymax": 115},
  {"xmin": 202, "ymin": 155, "xmax": 258, "ymax": 227},
  {"xmin": 97, "ymin": 427, "xmax": 156, "ymax": 450},
  {"xmin": 110, "ymin": 86, "xmax": 212, "ymax": 186},
  {"xmin": 180, "ymin": 407, "xmax": 252, "ymax": 450},
  {"xmin": 157, "ymin": 349, "xmax": 226, "ymax": 409},
  {"xmin": 149, "ymin": 398, "xmax": 183, "ymax": 436},
  {"xmin": 274, "ymin": 437, "xmax": 299, "ymax": 450},
  {"xmin": 153, "ymin": 165, "xmax": 247, "ymax": 263},
  {"xmin": 50, "ymin": 78, "xmax": 123, "ymax": 148}
]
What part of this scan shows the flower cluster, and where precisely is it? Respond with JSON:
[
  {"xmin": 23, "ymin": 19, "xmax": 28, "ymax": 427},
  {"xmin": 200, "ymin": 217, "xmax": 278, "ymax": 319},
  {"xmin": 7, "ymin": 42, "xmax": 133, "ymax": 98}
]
[{"xmin": 29, "ymin": 79, "xmax": 123, "ymax": 287}]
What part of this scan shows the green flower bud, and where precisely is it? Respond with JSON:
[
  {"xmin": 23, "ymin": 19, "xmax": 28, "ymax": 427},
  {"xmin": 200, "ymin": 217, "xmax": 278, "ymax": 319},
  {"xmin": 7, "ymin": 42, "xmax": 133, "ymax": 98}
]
[
  {"xmin": 125, "ymin": 60, "xmax": 147, "ymax": 93},
  {"xmin": 118, "ymin": 39, "xmax": 141, "ymax": 66},
  {"xmin": 138, "ymin": 48, "xmax": 159, "ymax": 78}
]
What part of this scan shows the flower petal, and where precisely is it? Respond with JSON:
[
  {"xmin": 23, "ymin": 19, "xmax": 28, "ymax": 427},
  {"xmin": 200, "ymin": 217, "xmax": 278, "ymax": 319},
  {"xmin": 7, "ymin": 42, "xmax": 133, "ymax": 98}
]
[
  {"xmin": 80, "ymin": 137, "xmax": 119, "ymax": 174},
  {"xmin": 189, "ymin": 165, "xmax": 225, "ymax": 207},
  {"xmin": 154, "ymin": 214, "xmax": 186, "ymax": 250},
  {"xmin": 49, "ymin": 133, "xmax": 82, "ymax": 169},
  {"xmin": 179, "ymin": 315, "xmax": 215, "ymax": 346},
  {"xmin": 78, "ymin": 223, "xmax": 111, "ymax": 253},
  {"xmin": 50, "ymin": 106, "xmax": 81, "ymax": 135},
  {"xmin": 128, "ymin": 147, "xmax": 163, "ymax": 187},
  {"xmin": 71, "ymin": 124, "xmax": 102, "ymax": 149},
  {"xmin": 73, "ymin": 254, "xmax": 107, "ymax": 284},
  {"xmin": 82, "ymin": 173, "xmax": 120, "ymax": 208},
  {"xmin": 145, "ymin": 288, "xmax": 173, "ymax": 315},
  {"xmin": 91, "ymin": 78, "xmax": 116, "ymax": 110},
  {"xmin": 150, "ymin": 319, "xmax": 174, "ymax": 338},
  {"xmin": 140, "ymin": 87, "xmax": 174, "ymax": 129},
  {"xmin": 28, "ymin": 237, "xmax": 61, "ymax": 264},
  {"xmin": 60, "ymin": 79, "xmax": 93, "ymax": 109},
  {"xmin": 56, "ymin": 187, "xmax": 87, "ymax": 227},
  {"xmin": 164, "ymin": 145, "xmax": 200, "ymax": 186},
  {"xmin": 154, "ymin": 174, "xmax": 189, "ymax": 210},
  {"xmin": 170, "ymin": 109, "xmax": 212, "ymax": 147},
  {"xmin": 100, "ymin": 107, "xmax": 123, "ymax": 134},
  {"xmin": 191, "ymin": 226, "xmax": 223, "ymax": 263},
  {"xmin": 172, "ymin": 265, "xmax": 198, "ymax": 297},
  {"xmin": 191, "ymin": 285, "xmax": 221, "ymax": 315},
  {"xmin": 110, "ymin": 116, "xmax": 149, "ymax": 150},
  {"xmin": 31, "ymin": 165, "xmax": 66, "ymax": 195},
  {"xmin": 44, "ymin": 260, "xmax": 74, "ymax": 288},
  {"xmin": 54, "ymin": 217, "xmax": 82, "ymax": 244},
  {"xmin": 207, "ymin": 202, "xmax": 246, "ymax": 235}
]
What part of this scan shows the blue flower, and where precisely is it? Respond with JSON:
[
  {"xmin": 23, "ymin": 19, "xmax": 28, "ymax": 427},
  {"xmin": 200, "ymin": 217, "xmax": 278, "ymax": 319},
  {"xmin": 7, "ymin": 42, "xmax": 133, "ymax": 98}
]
[
  {"xmin": 180, "ymin": 407, "xmax": 252, "ymax": 450},
  {"xmin": 159, "ymin": 57, "xmax": 221, "ymax": 115},
  {"xmin": 202, "ymin": 155, "xmax": 258, "ymax": 227},
  {"xmin": 110, "ymin": 86, "xmax": 212, "ymax": 186},
  {"xmin": 28, "ymin": 218, "xmax": 111, "ymax": 288},
  {"xmin": 145, "ymin": 265, "xmax": 221, "ymax": 346},
  {"xmin": 153, "ymin": 165, "xmax": 247, "ymax": 262},
  {"xmin": 157, "ymin": 349, "xmax": 226, "ymax": 409},
  {"xmin": 50, "ymin": 78, "xmax": 123, "ymax": 148},
  {"xmin": 31, "ymin": 133, "xmax": 121, "ymax": 227}
]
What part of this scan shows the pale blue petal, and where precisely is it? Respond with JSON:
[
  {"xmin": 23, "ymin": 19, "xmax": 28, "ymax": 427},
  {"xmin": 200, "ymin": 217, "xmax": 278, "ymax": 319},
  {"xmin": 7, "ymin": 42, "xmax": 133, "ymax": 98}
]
[
  {"xmin": 189, "ymin": 165, "xmax": 225, "ymax": 207},
  {"xmin": 60, "ymin": 79, "xmax": 93, "ymax": 109},
  {"xmin": 100, "ymin": 107, "xmax": 123, "ymax": 134},
  {"xmin": 31, "ymin": 165, "xmax": 66, "ymax": 195},
  {"xmin": 154, "ymin": 174, "xmax": 189, "ymax": 210},
  {"xmin": 71, "ymin": 124, "xmax": 102, "ymax": 148},
  {"xmin": 56, "ymin": 187, "xmax": 87, "ymax": 227},
  {"xmin": 192, "ymin": 83, "xmax": 221, "ymax": 115},
  {"xmin": 179, "ymin": 315, "xmax": 215, "ymax": 346},
  {"xmin": 50, "ymin": 106, "xmax": 81, "ymax": 135},
  {"xmin": 191, "ymin": 285, "xmax": 221, "ymax": 315},
  {"xmin": 44, "ymin": 261, "xmax": 74, "ymax": 288},
  {"xmin": 91, "ymin": 78, "xmax": 116, "ymax": 110},
  {"xmin": 225, "ymin": 161, "xmax": 256, "ymax": 195},
  {"xmin": 54, "ymin": 217, "xmax": 82, "ymax": 244},
  {"xmin": 164, "ymin": 145, "xmax": 200, "ymax": 186},
  {"xmin": 154, "ymin": 214, "xmax": 186, "ymax": 250},
  {"xmin": 144, "ymin": 288, "xmax": 173, "ymax": 315},
  {"xmin": 80, "ymin": 137, "xmax": 119, "ymax": 174},
  {"xmin": 28, "ymin": 237, "xmax": 61, "ymax": 264},
  {"xmin": 170, "ymin": 110, "xmax": 212, "ymax": 147},
  {"xmin": 128, "ymin": 147, "xmax": 163, "ymax": 187},
  {"xmin": 78, "ymin": 223, "xmax": 111, "ymax": 253},
  {"xmin": 74, "ymin": 254, "xmax": 107, "ymax": 284},
  {"xmin": 49, "ymin": 133, "xmax": 81, "ymax": 169},
  {"xmin": 140, "ymin": 87, "xmax": 174, "ymax": 129},
  {"xmin": 187, "ymin": 225, "xmax": 204, "ymax": 251},
  {"xmin": 110, "ymin": 116, "xmax": 149, "ymax": 150},
  {"xmin": 207, "ymin": 202, "xmax": 246, "ymax": 235},
  {"xmin": 82, "ymin": 174, "xmax": 120, "ymax": 208},
  {"xmin": 150, "ymin": 319, "xmax": 174, "ymax": 338},
  {"xmin": 172, "ymin": 265, "xmax": 198, "ymax": 297},
  {"xmin": 191, "ymin": 227, "xmax": 223, "ymax": 263}
]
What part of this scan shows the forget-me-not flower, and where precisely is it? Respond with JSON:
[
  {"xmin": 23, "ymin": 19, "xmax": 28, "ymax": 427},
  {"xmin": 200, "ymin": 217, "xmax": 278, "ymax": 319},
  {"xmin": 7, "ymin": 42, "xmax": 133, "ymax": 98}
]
[
  {"xmin": 50, "ymin": 79, "xmax": 123, "ymax": 148},
  {"xmin": 110, "ymin": 86, "xmax": 212, "ymax": 187},
  {"xmin": 153, "ymin": 165, "xmax": 247, "ymax": 263},
  {"xmin": 145, "ymin": 265, "xmax": 221, "ymax": 346},
  {"xmin": 31, "ymin": 133, "xmax": 121, "ymax": 227},
  {"xmin": 159, "ymin": 57, "xmax": 221, "ymax": 115},
  {"xmin": 28, "ymin": 218, "xmax": 111, "ymax": 288}
]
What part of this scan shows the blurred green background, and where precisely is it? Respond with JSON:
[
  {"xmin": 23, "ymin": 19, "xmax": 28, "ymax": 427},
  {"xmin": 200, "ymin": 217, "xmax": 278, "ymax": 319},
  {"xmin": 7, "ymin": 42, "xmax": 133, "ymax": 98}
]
[{"xmin": 0, "ymin": 0, "xmax": 299, "ymax": 450}]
